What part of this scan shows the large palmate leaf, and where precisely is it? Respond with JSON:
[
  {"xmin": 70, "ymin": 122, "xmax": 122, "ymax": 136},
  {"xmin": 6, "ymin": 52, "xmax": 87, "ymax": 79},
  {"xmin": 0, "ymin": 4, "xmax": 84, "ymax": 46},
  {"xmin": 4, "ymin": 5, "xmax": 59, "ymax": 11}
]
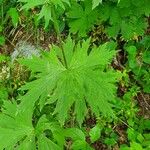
[
  {"xmin": 67, "ymin": 0, "xmax": 99, "ymax": 36},
  {"xmin": 0, "ymin": 100, "xmax": 65, "ymax": 149},
  {"xmin": 20, "ymin": 36, "xmax": 120, "ymax": 126}
]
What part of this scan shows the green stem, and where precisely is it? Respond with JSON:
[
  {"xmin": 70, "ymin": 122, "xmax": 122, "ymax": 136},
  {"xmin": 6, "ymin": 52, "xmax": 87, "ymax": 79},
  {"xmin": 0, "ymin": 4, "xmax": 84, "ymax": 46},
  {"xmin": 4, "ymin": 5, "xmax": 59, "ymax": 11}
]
[{"xmin": 51, "ymin": 5, "xmax": 68, "ymax": 68}]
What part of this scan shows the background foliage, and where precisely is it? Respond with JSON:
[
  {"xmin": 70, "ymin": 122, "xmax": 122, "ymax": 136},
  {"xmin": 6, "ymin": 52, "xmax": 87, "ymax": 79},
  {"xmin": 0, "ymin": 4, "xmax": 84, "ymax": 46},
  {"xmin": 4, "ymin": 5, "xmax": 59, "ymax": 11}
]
[{"xmin": 0, "ymin": 0, "xmax": 150, "ymax": 149}]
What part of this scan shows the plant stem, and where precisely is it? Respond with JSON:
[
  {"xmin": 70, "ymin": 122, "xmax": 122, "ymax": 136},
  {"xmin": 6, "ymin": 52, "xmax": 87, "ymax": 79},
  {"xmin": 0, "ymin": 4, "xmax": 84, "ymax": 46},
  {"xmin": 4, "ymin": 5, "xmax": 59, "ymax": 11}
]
[{"xmin": 51, "ymin": 5, "xmax": 68, "ymax": 68}]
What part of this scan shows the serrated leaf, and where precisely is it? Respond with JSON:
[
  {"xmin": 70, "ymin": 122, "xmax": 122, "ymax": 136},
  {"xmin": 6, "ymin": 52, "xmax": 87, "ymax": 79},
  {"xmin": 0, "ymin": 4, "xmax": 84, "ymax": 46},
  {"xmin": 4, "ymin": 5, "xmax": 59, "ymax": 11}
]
[
  {"xmin": 0, "ymin": 100, "xmax": 64, "ymax": 149},
  {"xmin": 20, "ymin": 36, "xmax": 119, "ymax": 126},
  {"xmin": 0, "ymin": 101, "xmax": 34, "ymax": 150},
  {"xmin": 38, "ymin": 4, "xmax": 52, "ymax": 29},
  {"xmin": 19, "ymin": 0, "xmax": 70, "ymax": 28},
  {"xmin": 67, "ymin": 0, "xmax": 99, "ymax": 36}
]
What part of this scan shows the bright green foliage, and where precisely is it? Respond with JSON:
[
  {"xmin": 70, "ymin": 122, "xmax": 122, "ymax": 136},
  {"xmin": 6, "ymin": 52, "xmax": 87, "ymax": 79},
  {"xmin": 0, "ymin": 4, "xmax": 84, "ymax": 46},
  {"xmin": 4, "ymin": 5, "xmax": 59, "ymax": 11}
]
[
  {"xmin": 89, "ymin": 124, "xmax": 102, "ymax": 143},
  {"xmin": 0, "ymin": 26, "xmax": 5, "ymax": 46},
  {"xmin": 65, "ymin": 128, "xmax": 93, "ymax": 149},
  {"xmin": 1, "ymin": 0, "xmax": 150, "ymax": 149},
  {"xmin": 67, "ymin": 0, "xmax": 99, "ymax": 36},
  {"xmin": 0, "ymin": 100, "xmax": 65, "ymax": 149},
  {"xmin": 92, "ymin": 0, "xmax": 102, "ymax": 9},
  {"xmin": 7, "ymin": 7, "xmax": 19, "ymax": 27},
  {"xmin": 98, "ymin": 0, "xmax": 150, "ymax": 39},
  {"xmin": 120, "ymin": 119, "xmax": 150, "ymax": 149},
  {"xmin": 125, "ymin": 42, "xmax": 150, "ymax": 93},
  {"xmin": 19, "ymin": 0, "xmax": 70, "ymax": 28},
  {"xmin": 66, "ymin": 0, "xmax": 150, "ymax": 39},
  {"xmin": 0, "ymin": 100, "xmax": 34, "ymax": 149},
  {"xmin": 18, "ymin": 0, "xmax": 150, "ymax": 38},
  {"xmin": 20, "ymin": 36, "xmax": 119, "ymax": 126},
  {"xmin": 19, "ymin": 0, "xmax": 70, "ymax": 10},
  {"xmin": 0, "ymin": 36, "xmax": 5, "ymax": 46}
]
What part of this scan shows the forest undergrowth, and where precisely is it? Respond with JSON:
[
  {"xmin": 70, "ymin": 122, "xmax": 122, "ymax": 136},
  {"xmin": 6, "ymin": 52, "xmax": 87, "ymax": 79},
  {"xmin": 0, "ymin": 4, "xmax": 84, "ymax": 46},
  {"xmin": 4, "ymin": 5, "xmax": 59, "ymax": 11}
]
[{"xmin": 0, "ymin": 0, "xmax": 150, "ymax": 149}]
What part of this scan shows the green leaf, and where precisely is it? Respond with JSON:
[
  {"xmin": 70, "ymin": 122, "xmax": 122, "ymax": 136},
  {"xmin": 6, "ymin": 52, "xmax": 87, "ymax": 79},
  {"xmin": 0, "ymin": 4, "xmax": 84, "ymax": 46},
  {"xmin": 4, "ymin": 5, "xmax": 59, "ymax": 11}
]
[
  {"xmin": 104, "ymin": 138, "xmax": 116, "ymax": 146},
  {"xmin": 38, "ymin": 4, "xmax": 52, "ymax": 29},
  {"xmin": 20, "ymin": 0, "xmax": 70, "ymax": 11},
  {"xmin": 126, "ymin": 46, "xmax": 138, "ymax": 69},
  {"xmin": 65, "ymin": 128, "xmax": 85, "ymax": 141},
  {"xmin": 65, "ymin": 128, "xmax": 93, "ymax": 150},
  {"xmin": 19, "ymin": 0, "xmax": 45, "ymax": 10},
  {"xmin": 137, "ymin": 134, "xmax": 144, "ymax": 143},
  {"xmin": 0, "ymin": 86, "xmax": 8, "ymax": 103},
  {"xmin": 127, "ymin": 128, "xmax": 137, "ymax": 141},
  {"xmin": 67, "ymin": 0, "xmax": 99, "ymax": 36},
  {"xmin": 92, "ymin": 0, "xmax": 102, "ymax": 9},
  {"xmin": 0, "ymin": 55, "xmax": 7, "ymax": 62},
  {"xmin": 89, "ymin": 124, "xmax": 102, "ymax": 143},
  {"xmin": 0, "ymin": 36, "xmax": 5, "ymax": 46},
  {"xmin": 20, "ymin": 37, "xmax": 119, "ymax": 126},
  {"xmin": 71, "ymin": 140, "xmax": 93, "ymax": 150},
  {"xmin": 98, "ymin": 1, "xmax": 148, "ymax": 39},
  {"xmin": 7, "ymin": 8, "xmax": 19, "ymax": 27},
  {"xmin": 38, "ymin": 134, "xmax": 61, "ymax": 150},
  {"xmin": 35, "ymin": 115, "xmax": 65, "ymax": 148},
  {"xmin": 19, "ymin": 0, "xmax": 70, "ymax": 28},
  {"xmin": 16, "ymin": 137, "xmax": 36, "ymax": 150},
  {"xmin": 0, "ymin": 101, "xmax": 34, "ymax": 149},
  {"xmin": 130, "ymin": 142, "xmax": 143, "ymax": 150},
  {"xmin": 143, "ymin": 51, "xmax": 150, "ymax": 64},
  {"xmin": 0, "ymin": 100, "xmax": 64, "ymax": 149},
  {"xmin": 0, "ymin": 25, "xmax": 2, "ymax": 32}
]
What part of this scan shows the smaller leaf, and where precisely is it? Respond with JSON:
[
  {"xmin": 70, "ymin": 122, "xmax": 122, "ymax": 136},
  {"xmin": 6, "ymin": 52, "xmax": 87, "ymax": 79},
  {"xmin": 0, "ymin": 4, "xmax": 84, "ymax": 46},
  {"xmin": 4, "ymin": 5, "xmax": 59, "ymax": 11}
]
[
  {"xmin": 16, "ymin": 137, "xmax": 36, "ymax": 150},
  {"xmin": 143, "ymin": 51, "xmax": 150, "ymax": 64},
  {"xmin": 0, "ymin": 36, "xmax": 5, "ymax": 46},
  {"xmin": 92, "ymin": 0, "xmax": 102, "ymax": 9},
  {"xmin": 71, "ymin": 140, "xmax": 93, "ymax": 150},
  {"xmin": 38, "ymin": 134, "xmax": 61, "ymax": 150},
  {"xmin": 89, "ymin": 124, "xmax": 102, "ymax": 143},
  {"xmin": 137, "ymin": 134, "xmax": 144, "ymax": 143},
  {"xmin": 65, "ymin": 128, "xmax": 85, "ymax": 141},
  {"xmin": 130, "ymin": 142, "xmax": 143, "ymax": 150},
  {"xmin": 38, "ymin": 4, "xmax": 52, "ymax": 29},
  {"xmin": 0, "ymin": 26, "xmax": 2, "ymax": 32},
  {"xmin": 0, "ymin": 55, "xmax": 7, "ymax": 62},
  {"xmin": 126, "ymin": 46, "xmax": 138, "ymax": 69},
  {"xmin": 20, "ymin": 0, "xmax": 45, "ymax": 10},
  {"xmin": 7, "ymin": 8, "xmax": 19, "ymax": 27},
  {"xmin": 104, "ymin": 138, "xmax": 116, "ymax": 146}
]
